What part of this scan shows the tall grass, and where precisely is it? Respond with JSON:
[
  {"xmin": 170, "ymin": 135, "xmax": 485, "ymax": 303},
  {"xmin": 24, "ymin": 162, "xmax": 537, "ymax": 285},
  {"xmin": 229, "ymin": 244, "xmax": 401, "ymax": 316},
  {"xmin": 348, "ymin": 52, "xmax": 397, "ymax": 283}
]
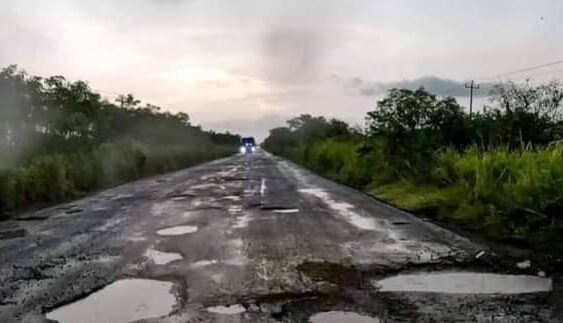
[
  {"xmin": 0, "ymin": 141, "xmax": 235, "ymax": 218},
  {"xmin": 275, "ymin": 136, "xmax": 563, "ymax": 246},
  {"xmin": 428, "ymin": 144, "xmax": 563, "ymax": 240}
]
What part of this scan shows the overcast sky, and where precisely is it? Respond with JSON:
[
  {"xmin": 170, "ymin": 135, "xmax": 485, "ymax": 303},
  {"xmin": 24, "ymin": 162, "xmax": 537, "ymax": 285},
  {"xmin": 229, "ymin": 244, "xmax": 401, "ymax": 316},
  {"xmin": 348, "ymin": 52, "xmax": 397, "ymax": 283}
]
[{"xmin": 2, "ymin": 0, "xmax": 563, "ymax": 140}]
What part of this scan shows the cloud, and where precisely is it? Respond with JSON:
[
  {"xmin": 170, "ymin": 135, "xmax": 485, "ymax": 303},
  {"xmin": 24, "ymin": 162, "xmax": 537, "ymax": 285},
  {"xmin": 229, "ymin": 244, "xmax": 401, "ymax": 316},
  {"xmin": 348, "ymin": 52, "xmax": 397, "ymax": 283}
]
[
  {"xmin": 344, "ymin": 76, "xmax": 497, "ymax": 97},
  {"xmin": 260, "ymin": 27, "xmax": 326, "ymax": 84}
]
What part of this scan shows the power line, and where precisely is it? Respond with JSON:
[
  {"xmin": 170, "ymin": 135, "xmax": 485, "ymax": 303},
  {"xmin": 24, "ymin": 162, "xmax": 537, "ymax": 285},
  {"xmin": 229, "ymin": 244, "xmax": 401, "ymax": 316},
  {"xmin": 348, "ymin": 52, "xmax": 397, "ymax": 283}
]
[{"xmin": 476, "ymin": 58, "xmax": 563, "ymax": 81}]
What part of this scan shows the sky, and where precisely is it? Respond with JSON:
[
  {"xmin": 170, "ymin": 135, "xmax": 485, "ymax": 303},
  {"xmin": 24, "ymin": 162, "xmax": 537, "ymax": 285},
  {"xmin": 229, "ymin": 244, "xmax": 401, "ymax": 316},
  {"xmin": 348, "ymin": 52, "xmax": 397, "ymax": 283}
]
[{"xmin": 1, "ymin": 0, "xmax": 563, "ymax": 140}]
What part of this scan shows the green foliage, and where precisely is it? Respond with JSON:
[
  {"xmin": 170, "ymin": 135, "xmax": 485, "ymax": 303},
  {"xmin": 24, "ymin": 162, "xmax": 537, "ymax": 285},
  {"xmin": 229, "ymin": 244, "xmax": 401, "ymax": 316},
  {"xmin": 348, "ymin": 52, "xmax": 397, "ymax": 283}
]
[
  {"xmin": 264, "ymin": 82, "xmax": 563, "ymax": 249},
  {"xmin": 0, "ymin": 66, "xmax": 239, "ymax": 217}
]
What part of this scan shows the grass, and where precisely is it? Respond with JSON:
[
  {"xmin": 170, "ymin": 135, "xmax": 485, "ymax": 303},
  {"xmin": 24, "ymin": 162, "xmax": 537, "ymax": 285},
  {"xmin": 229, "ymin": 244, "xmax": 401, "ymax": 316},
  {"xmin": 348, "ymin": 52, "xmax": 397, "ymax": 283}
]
[
  {"xmin": 273, "ymin": 137, "xmax": 563, "ymax": 249},
  {"xmin": 0, "ymin": 141, "xmax": 235, "ymax": 219}
]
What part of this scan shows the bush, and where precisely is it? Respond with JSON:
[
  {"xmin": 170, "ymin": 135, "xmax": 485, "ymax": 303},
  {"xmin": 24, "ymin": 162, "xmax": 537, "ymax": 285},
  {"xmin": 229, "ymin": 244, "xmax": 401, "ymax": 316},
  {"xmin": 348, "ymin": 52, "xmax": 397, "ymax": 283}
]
[{"xmin": 0, "ymin": 141, "xmax": 236, "ymax": 217}]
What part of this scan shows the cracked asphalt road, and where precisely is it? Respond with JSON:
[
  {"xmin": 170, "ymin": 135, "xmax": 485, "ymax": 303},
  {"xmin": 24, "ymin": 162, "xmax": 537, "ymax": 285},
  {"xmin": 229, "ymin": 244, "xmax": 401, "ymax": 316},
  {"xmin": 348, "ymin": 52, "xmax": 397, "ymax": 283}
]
[{"xmin": 0, "ymin": 150, "xmax": 559, "ymax": 322}]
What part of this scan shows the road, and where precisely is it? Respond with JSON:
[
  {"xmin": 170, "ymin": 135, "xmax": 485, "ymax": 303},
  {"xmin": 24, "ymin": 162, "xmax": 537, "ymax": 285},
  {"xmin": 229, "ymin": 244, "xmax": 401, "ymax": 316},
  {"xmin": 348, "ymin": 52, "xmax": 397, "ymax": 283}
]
[{"xmin": 0, "ymin": 150, "xmax": 559, "ymax": 322}]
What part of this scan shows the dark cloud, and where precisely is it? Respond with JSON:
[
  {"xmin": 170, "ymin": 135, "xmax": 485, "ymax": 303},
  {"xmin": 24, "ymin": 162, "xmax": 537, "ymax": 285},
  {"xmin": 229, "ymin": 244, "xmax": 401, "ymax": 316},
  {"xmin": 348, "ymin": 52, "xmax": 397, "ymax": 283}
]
[
  {"xmin": 346, "ymin": 76, "xmax": 497, "ymax": 97},
  {"xmin": 261, "ymin": 27, "xmax": 326, "ymax": 84}
]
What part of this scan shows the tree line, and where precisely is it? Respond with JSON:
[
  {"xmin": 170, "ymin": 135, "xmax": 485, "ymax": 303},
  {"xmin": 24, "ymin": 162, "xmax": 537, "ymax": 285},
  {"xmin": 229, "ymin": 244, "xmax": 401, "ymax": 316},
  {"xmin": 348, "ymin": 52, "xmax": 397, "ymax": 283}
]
[
  {"xmin": 263, "ymin": 80, "xmax": 563, "ymax": 250},
  {"xmin": 0, "ymin": 65, "xmax": 240, "ymax": 217}
]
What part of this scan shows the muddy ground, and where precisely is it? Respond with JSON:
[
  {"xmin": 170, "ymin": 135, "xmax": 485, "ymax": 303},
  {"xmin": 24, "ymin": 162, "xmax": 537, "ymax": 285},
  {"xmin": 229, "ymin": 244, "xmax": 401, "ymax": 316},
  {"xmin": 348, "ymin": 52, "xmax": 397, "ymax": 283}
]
[{"xmin": 0, "ymin": 150, "xmax": 560, "ymax": 322}]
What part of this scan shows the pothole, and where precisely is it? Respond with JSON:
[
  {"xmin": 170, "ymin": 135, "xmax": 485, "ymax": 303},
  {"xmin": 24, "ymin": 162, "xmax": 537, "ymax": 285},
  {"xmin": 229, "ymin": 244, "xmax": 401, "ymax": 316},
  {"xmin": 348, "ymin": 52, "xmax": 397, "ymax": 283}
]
[
  {"xmin": 168, "ymin": 193, "xmax": 197, "ymax": 201},
  {"xmin": 391, "ymin": 221, "xmax": 410, "ymax": 225},
  {"xmin": 16, "ymin": 215, "xmax": 49, "ymax": 221},
  {"xmin": 272, "ymin": 208, "xmax": 299, "ymax": 214},
  {"xmin": 0, "ymin": 228, "xmax": 26, "ymax": 240},
  {"xmin": 260, "ymin": 205, "xmax": 298, "ymax": 211},
  {"xmin": 223, "ymin": 195, "xmax": 242, "ymax": 201},
  {"xmin": 144, "ymin": 249, "xmax": 183, "ymax": 265},
  {"xmin": 297, "ymin": 261, "xmax": 364, "ymax": 285},
  {"xmin": 373, "ymin": 272, "xmax": 552, "ymax": 294},
  {"xmin": 206, "ymin": 304, "xmax": 246, "ymax": 315},
  {"xmin": 191, "ymin": 259, "xmax": 219, "ymax": 268},
  {"xmin": 65, "ymin": 208, "xmax": 83, "ymax": 214},
  {"xmin": 46, "ymin": 279, "xmax": 176, "ymax": 323},
  {"xmin": 156, "ymin": 225, "xmax": 198, "ymax": 236},
  {"xmin": 309, "ymin": 311, "xmax": 381, "ymax": 323}
]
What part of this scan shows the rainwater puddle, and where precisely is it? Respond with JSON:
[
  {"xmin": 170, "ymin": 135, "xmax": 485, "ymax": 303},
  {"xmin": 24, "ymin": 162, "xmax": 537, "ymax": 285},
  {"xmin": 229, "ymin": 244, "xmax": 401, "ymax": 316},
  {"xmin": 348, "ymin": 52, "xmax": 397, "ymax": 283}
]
[
  {"xmin": 273, "ymin": 208, "xmax": 299, "ymax": 214},
  {"xmin": 206, "ymin": 304, "xmax": 246, "ymax": 315},
  {"xmin": 191, "ymin": 259, "xmax": 218, "ymax": 268},
  {"xmin": 46, "ymin": 279, "xmax": 176, "ymax": 323},
  {"xmin": 145, "ymin": 248, "xmax": 183, "ymax": 265},
  {"xmin": 374, "ymin": 272, "xmax": 552, "ymax": 294},
  {"xmin": 156, "ymin": 225, "xmax": 198, "ymax": 236},
  {"xmin": 309, "ymin": 311, "xmax": 381, "ymax": 323}
]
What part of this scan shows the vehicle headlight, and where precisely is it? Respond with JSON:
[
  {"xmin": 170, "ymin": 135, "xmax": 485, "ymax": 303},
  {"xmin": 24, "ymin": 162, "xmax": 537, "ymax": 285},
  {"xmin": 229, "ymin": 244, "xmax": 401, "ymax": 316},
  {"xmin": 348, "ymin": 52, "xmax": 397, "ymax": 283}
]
[
  {"xmin": 239, "ymin": 146, "xmax": 246, "ymax": 154},
  {"xmin": 251, "ymin": 146, "xmax": 256, "ymax": 152}
]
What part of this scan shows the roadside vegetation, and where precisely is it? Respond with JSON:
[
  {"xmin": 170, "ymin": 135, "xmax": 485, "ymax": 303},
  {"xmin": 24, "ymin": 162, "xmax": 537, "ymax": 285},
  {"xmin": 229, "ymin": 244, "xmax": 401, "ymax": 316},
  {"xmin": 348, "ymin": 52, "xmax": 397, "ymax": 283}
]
[
  {"xmin": 0, "ymin": 65, "xmax": 240, "ymax": 218},
  {"xmin": 263, "ymin": 81, "xmax": 563, "ymax": 250}
]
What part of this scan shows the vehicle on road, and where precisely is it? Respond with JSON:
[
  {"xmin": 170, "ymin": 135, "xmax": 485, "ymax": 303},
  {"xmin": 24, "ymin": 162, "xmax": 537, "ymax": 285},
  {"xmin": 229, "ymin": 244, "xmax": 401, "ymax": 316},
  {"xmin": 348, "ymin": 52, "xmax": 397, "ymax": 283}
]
[{"xmin": 240, "ymin": 137, "xmax": 256, "ymax": 154}]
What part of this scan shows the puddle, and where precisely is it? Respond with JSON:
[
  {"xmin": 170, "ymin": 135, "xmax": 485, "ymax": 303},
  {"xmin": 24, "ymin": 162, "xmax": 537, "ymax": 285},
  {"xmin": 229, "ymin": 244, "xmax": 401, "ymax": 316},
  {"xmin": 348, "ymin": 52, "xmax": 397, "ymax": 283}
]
[
  {"xmin": 46, "ymin": 279, "xmax": 176, "ymax": 323},
  {"xmin": 191, "ymin": 259, "xmax": 218, "ymax": 268},
  {"xmin": 206, "ymin": 304, "xmax": 246, "ymax": 315},
  {"xmin": 374, "ymin": 272, "xmax": 552, "ymax": 294},
  {"xmin": 156, "ymin": 225, "xmax": 198, "ymax": 236},
  {"xmin": 309, "ymin": 311, "xmax": 381, "ymax": 323},
  {"xmin": 144, "ymin": 248, "xmax": 183, "ymax": 265},
  {"xmin": 168, "ymin": 192, "xmax": 197, "ymax": 199},
  {"xmin": 171, "ymin": 196, "xmax": 189, "ymax": 201},
  {"xmin": 273, "ymin": 208, "xmax": 299, "ymax": 214}
]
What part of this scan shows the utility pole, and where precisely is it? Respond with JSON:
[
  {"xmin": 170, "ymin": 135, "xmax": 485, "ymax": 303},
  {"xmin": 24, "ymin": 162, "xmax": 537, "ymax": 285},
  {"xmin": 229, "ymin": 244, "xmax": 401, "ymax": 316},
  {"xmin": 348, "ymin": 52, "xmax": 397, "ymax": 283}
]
[
  {"xmin": 465, "ymin": 80, "xmax": 480, "ymax": 117},
  {"xmin": 116, "ymin": 95, "xmax": 125, "ymax": 109}
]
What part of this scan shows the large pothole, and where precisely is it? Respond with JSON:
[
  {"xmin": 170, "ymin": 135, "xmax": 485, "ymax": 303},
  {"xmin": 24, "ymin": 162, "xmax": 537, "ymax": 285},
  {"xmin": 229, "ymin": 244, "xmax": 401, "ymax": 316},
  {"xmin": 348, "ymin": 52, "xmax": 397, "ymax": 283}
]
[
  {"xmin": 206, "ymin": 304, "xmax": 246, "ymax": 315},
  {"xmin": 156, "ymin": 225, "xmax": 198, "ymax": 236},
  {"xmin": 46, "ymin": 278, "xmax": 177, "ymax": 323},
  {"xmin": 144, "ymin": 249, "xmax": 183, "ymax": 265},
  {"xmin": 373, "ymin": 272, "xmax": 552, "ymax": 294}
]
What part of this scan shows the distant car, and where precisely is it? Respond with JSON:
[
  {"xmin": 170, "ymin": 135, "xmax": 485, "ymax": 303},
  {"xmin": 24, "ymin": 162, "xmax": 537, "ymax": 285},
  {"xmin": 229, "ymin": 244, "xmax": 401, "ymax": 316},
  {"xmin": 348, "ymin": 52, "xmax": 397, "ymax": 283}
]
[{"xmin": 240, "ymin": 137, "xmax": 256, "ymax": 154}]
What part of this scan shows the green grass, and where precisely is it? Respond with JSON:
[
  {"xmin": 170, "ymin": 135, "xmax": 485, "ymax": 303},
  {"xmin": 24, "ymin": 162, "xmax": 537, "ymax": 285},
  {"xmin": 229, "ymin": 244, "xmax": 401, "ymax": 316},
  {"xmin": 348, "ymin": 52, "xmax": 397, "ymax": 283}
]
[
  {"xmin": 0, "ymin": 141, "xmax": 235, "ymax": 219},
  {"xmin": 273, "ymin": 137, "xmax": 563, "ymax": 248}
]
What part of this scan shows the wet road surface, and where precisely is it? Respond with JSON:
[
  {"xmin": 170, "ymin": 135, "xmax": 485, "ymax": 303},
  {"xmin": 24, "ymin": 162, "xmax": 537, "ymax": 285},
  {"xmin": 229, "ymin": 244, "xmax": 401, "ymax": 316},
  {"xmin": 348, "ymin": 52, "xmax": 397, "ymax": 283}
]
[{"xmin": 0, "ymin": 150, "xmax": 559, "ymax": 322}]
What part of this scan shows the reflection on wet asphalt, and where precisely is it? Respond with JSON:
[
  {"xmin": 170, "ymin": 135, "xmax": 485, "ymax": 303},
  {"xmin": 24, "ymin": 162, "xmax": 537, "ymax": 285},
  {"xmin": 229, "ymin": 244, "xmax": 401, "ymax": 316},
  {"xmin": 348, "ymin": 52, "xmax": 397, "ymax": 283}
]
[{"xmin": 0, "ymin": 150, "xmax": 559, "ymax": 322}]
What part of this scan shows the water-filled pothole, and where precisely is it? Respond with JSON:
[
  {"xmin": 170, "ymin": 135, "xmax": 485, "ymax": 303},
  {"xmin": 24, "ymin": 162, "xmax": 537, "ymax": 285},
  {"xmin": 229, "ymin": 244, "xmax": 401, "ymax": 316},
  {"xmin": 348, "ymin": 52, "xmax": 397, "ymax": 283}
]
[
  {"xmin": 260, "ymin": 205, "xmax": 297, "ymax": 211},
  {"xmin": 273, "ymin": 209, "xmax": 299, "ymax": 214},
  {"xmin": 373, "ymin": 272, "xmax": 552, "ymax": 294},
  {"xmin": 156, "ymin": 225, "xmax": 198, "ymax": 236},
  {"xmin": 46, "ymin": 279, "xmax": 176, "ymax": 323},
  {"xmin": 206, "ymin": 304, "xmax": 246, "ymax": 314},
  {"xmin": 309, "ymin": 311, "xmax": 381, "ymax": 323},
  {"xmin": 144, "ymin": 248, "xmax": 183, "ymax": 265}
]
